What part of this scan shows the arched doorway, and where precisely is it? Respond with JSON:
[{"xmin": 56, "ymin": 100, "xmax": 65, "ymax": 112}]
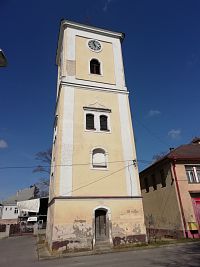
[{"xmin": 95, "ymin": 208, "xmax": 108, "ymax": 241}]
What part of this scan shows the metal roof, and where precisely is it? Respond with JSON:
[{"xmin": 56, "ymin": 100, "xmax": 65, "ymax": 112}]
[{"xmin": 2, "ymin": 186, "xmax": 36, "ymax": 205}]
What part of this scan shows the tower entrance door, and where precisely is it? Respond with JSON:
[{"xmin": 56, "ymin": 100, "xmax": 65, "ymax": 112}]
[{"xmin": 95, "ymin": 209, "xmax": 108, "ymax": 241}]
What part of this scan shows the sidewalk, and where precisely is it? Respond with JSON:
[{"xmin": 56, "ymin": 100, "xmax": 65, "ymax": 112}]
[{"xmin": 37, "ymin": 236, "xmax": 200, "ymax": 261}]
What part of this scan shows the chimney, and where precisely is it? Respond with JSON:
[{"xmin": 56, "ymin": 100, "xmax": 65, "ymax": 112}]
[
  {"xmin": 192, "ymin": 137, "xmax": 200, "ymax": 144},
  {"xmin": 169, "ymin": 147, "xmax": 174, "ymax": 151}
]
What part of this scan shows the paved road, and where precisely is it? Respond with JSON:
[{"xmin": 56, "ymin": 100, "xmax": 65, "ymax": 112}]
[{"xmin": 0, "ymin": 236, "xmax": 199, "ymax": 267}]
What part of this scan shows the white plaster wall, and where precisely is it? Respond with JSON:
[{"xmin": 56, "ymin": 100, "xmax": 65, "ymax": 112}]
[
  {"xmin": 59, "ymin": 86, "xmax": 74, "ymax": 196},
  {"xmin": 1, "ymin": 205, "xmax": 18, "ymax": 219},
  {"xmin": 118, "ymin": 94, "xmax": 139, "ymax": 196}
]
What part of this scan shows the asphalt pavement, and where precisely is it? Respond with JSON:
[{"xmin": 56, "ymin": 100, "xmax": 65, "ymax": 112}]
[{"xmin": 0, "ymin": 236, "xmax": 199, "ymax": 267}]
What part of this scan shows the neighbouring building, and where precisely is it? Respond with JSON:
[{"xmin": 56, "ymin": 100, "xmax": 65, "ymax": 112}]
[
  {"xmin": 46, "ymin": 20, "xmax": 146, "ymax": 252},
  {"xmin": 140, "ymin": 138, "xmax": 200, "ymax": 239},
  {"xmin": 0, "ymin": 186, "xmax": 36, "ymax": 224},
  {"xmin": 17, "ymin": 197, "xmax": 48, "ymax": 226}
]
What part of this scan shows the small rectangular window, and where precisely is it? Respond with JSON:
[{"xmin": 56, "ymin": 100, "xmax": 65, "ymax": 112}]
[
  {"xmin": 86, "ymin": 114, "xmax": 95, "ymax": 130},
  {"xmin": 185, "ymin": 166, "xmax": 200, "ymax": 183},
  {"xmin": 196, "ymin": 166, "xmax": 200, "ymax": 182},
  {"xmin": 152, "ymin": 174, "xmax": 157, "ymax": 190},
  {"xmin": 160, "ymin": 169, "xmax": 166, "ymax": 187},
  {"xmin": 14, "ymin": 208, "xmax": 18, "ymax": 214},
  {"xmin": 186, "ymin": 166, "xmax": 196, "ymax": 183},
  {"xmin": 144, "ymin": 177, "xmax": 149, "ymax": 193},
  {"xmin": 100, "ymin": 115, "xmax": 108, "ymax": 131}
]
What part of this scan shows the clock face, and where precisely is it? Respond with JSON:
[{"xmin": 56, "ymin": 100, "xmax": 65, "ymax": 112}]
[{"xmin": 88, "ymin": 40, "xmax": 102, "ymax": 52}]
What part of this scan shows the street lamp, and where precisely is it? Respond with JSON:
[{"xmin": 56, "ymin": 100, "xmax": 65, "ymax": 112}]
[{"xmin": 0, "ymin": 49, "xmax": 7, "ymax": 67}]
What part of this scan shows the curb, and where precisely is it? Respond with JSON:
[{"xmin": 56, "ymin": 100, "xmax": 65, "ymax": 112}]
[{"xmin": 37, "ymin": 239, "xmax": 200, "ymax": 261}]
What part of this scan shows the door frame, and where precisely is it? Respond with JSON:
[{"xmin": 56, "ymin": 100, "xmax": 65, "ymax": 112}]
[{"xmin": 93, "ymin": 206, "xmax": 112, "ymax": 246}]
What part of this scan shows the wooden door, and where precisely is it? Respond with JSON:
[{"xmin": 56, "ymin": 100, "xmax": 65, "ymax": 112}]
[{"xmin": 95, "ymin": 209, "xmax": 107, "ymax": 241}]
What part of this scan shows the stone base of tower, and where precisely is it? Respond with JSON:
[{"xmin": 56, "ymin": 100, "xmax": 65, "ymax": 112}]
[{"xmin": 46, "ymin": 197, "xmax": 147, "ymax": 253}]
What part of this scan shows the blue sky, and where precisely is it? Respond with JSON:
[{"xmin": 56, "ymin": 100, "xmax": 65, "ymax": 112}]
[{"xmin": 0, "ymin": 0, "xmax": 200, "ymax": 199}]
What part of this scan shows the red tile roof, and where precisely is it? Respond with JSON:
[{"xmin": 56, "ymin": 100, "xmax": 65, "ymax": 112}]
[
  {"xmin": 167, "ymin": 142, "xmax": 200, "ymax": 160},
  {"xmin": 140, "ymin": 138, "xmax": 200, "ymax": 174}
]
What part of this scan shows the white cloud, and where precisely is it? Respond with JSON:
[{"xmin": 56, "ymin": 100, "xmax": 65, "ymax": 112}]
[
  {"xmin": 168, "ymin": 129, "xmax": 181, "ymax": 139},
  {"xmin": 103, "ymin": 0, "xmax": 112, "ymax": 12},
  {"xmin": 0, "ymin": 139, "xmax": 8, "ymax": 148},
  {"xmin": 147, "ymin": 110, "xmax": 161, "ymax": 117}
]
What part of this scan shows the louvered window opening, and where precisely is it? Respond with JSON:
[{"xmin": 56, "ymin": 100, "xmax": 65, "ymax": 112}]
[
  {"xmin": 86, "ymin": 114, "xmax": 95, "ymax": 130},
  {"xmin": 90, "ymin": 59, "xmax": 101, "ymax": 75},
  {"xmin": 100, "ymin": 115, "xmax": 108, "ymax": 131}
]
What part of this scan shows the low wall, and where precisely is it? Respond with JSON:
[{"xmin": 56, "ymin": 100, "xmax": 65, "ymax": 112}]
[
  {"xmin": 0, "ymin": 225, "xmax": 10, "ymax": 239},
  {"xmin": 146, "ymin": 228, "xmax": 185, "ymax": 241}
]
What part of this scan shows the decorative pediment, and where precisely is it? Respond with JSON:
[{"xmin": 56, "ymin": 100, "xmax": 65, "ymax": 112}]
[{"xmin": 83, "ymin": 101, "xmax": 111, "ymax": 113}]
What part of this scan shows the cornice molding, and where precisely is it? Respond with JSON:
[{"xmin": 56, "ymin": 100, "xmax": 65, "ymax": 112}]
[
  {"xmin": 48, "ymin": 195, "xmax": 142, "ymax": 207},
  {"xmin": 60, "ymin": 81, "xmax": 129, "ymax": 94},
  {"xmin": 61, "ymin": 20, "xmax": 124, "ymax": 41}
]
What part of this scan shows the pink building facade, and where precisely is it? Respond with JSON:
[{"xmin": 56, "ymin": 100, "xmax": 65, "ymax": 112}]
[{"xmin": 140, "ymin": 138, "xmax": 200, "ymax": 239}]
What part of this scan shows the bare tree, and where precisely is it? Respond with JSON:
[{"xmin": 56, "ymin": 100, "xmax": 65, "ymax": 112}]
[
  {"xmin": 33, "ymin": 148, "xmax": 52, "ymax": 197},
  {"xmin": 152, "ymin": 151, "xmax": 167, "ymax": 162}
]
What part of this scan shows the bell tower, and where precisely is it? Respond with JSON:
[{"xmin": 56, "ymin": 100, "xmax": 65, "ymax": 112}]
[{"xmin": 46, "ymin": 20, "xmax": 146, "ymax": 252}]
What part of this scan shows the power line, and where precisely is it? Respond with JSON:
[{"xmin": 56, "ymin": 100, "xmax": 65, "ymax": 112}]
[
  {"xmin": 0, "ymin": 159, "xmax": 152, "ymax": 170},
  {"xmin": 134, "ymin": 117, "xmax": 170, "ymax": 148},
  {"xmin": 66, "ymin": 164, "xmax": 132, "ymax": 195}
]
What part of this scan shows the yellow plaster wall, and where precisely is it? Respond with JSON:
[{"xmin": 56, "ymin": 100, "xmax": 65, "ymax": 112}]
[
  {"xmin": 75, "ymin": 36, "xmax": 115, "ymax": 84},
  {"xmin": 72, "ymin": 88, "xmax": 127, "ymax": 196},
  {"xmin": 46, "ymin": 203, "xmax": 55, "ymax": 247},
  {"xmin": 140, "ymin": 164, "xmax": 183, "ymax": 231},
  {"xmin": 52, "ymin": 198, "xmax": 146, "ymax": 242}
]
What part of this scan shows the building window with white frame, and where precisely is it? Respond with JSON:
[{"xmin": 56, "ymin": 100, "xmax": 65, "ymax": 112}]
[
  {"xmin": 14, "ymin": 207, "xmax": 18, "ymax": 214},
  {"xmin": 92, "ymin": 148, "xmax": 107, "ymax": 169},
  {"xmin": 86, "ymin": 113, "xmax": 95, "ymax": 130},
  {"xmin": 84, "ymin": 107, "xmax": 111, "ymax": 133},
  {"xmin": 90, "ymin": 59, "xmax": 101, "ymax": 75},
  {"xmin": 185, "ymin": 165, "xmax": 200, "ymax": 183},
  {"xmin": 100, "ymin": 115, "xmax": 108, "ymax": 131}
]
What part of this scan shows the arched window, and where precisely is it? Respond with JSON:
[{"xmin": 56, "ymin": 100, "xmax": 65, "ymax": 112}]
[
  {"xmin": 90, "ymin": 59, "xmax": 101, "ymax": 75},
  {"xmin": 86, "ymin": 114, "xmax": 95, "ymax": 130},
  {"xmin": 100, "ymin": 115, "xmax": 108, "ymax": 131},
  {"xmin": 92, "ymin": 148, "xmax": 107, "ymax": 168}
]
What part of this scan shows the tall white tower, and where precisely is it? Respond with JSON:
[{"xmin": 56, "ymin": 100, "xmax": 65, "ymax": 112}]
[{"xmin": 46, "ymin": 20, "xmax": 146, "ymax": 252}]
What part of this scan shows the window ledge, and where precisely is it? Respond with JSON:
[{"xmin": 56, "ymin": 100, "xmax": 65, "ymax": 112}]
[
  {"xmin": 85, "ymin": 129, "xmax": 111, "ymax": 134},
  {"xmin": 91, "ymin": 167, "xmax": 109, "ymax": 171},
  {"xmin": 89, "ymin": 73, "xmax": 103, "ymax": 77}
]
